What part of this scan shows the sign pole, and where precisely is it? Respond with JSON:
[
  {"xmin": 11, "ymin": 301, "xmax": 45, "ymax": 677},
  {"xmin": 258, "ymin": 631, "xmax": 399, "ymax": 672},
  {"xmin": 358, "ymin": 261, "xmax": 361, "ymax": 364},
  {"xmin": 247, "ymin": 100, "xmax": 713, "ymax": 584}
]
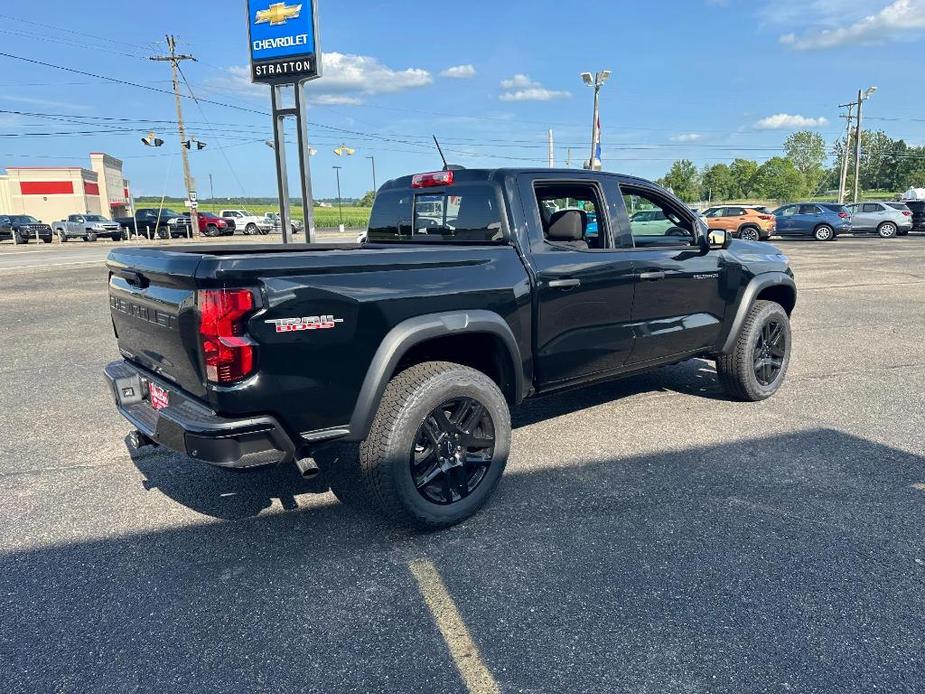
[
  {"xmin": 247, "ymin": 0, "xmax": 321, "ymax": 245},
  {"xmin": 271, "ymin": 85, "xmax": 292, "ymax": 245},
  {"xmin": 294, "ymin": 80, "xmax": 316, "ymax": 243}
]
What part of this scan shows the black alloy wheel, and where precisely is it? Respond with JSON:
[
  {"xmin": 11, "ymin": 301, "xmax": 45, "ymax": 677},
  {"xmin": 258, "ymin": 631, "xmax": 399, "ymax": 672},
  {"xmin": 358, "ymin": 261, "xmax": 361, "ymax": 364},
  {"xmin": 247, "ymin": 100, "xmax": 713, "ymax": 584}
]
[
  {"xmin": 740, "ymin": 227, "xmax": 760, "ymax": 241},
  {"xmin": 411, "ymin": 397, "xmax": 495, "ymax": 505},
  {"xmin": 753, "ymin": 319, "xmax": 786, "ymax": 387}
]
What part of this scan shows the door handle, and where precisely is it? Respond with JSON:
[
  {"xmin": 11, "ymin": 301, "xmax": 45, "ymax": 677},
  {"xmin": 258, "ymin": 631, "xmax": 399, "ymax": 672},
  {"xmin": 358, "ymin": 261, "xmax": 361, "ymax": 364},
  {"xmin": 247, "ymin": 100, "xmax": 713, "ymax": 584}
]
[
  {"xmin": 638, "ymin": 271, "xmax": 666, "ymax": 281},
  {"xmin": 548, "ymin": 278, "xmax": 581, "ymax": 289}
]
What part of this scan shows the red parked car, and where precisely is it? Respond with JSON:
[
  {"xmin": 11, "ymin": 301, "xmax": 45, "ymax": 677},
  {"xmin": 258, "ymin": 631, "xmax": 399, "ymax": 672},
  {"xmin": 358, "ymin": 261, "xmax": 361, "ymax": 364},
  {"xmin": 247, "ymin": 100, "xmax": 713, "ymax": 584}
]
[{"xmin": 181, "ymin": 212, "xmax": 233, "ymax": 237}]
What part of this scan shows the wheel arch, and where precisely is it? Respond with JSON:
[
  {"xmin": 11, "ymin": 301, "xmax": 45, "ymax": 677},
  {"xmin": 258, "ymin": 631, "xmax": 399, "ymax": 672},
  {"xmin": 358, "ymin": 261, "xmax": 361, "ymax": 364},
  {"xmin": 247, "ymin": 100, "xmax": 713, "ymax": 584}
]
[
  {"xmin": 719, "ymin": 272, "xmax": 796, "ymax": 354},
  {"xmin": 345, "ymin": 311, "xmax": 524, "ymax": 442}
]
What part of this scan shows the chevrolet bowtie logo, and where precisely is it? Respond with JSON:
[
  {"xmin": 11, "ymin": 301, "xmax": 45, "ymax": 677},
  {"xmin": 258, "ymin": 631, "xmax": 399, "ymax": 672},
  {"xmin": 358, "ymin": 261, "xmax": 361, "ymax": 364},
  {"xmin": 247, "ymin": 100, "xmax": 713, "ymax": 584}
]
[{"xmin": 256, "ymin": 2, "xmax": 302, "ymax": 26}]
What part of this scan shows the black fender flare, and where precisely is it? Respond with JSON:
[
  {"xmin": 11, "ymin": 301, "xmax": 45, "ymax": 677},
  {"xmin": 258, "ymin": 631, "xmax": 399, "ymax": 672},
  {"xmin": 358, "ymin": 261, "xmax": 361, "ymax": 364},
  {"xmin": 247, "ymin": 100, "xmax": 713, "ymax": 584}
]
[
  {"xmin": 345, "ymin": 310, "xmax": 524, "ymax": 442},
  {"xmin": 719, "ymin": 272, "xmax": 796, "ymax": 354}
]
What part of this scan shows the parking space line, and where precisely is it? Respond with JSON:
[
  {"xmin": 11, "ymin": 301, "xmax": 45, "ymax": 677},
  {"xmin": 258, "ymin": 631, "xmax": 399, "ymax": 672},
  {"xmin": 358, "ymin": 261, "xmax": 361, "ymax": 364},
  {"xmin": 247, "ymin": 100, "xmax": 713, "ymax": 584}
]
[{"xmin": 409, "ymin": 559, "xmax": 500, "ymax": 694}]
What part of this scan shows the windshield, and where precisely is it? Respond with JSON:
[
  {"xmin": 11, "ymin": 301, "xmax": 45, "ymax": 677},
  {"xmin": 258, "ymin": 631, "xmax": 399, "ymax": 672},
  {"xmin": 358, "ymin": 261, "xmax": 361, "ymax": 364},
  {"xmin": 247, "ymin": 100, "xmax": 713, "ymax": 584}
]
[
  {"xmin": 368, "ymin": 186, "xmax": 504, "ymax": 243},
  {"xmin": 10, "ymin": 216, "xmax": 39, "ymax": 224},
  {"xmin": 162, "ymin": 210, "xmax": 182, "ymax": 217},
  {"xmin": 84, "ymin": 215, "xmax": 109, "ymax": 222}
]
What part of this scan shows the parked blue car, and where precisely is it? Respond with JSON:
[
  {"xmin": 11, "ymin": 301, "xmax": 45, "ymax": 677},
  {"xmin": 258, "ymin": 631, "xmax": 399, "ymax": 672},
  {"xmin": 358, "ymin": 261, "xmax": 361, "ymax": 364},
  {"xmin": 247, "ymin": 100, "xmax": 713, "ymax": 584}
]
[{"xmin": 771, "ymin": 202, "xmax": 852, "ymax": 241}]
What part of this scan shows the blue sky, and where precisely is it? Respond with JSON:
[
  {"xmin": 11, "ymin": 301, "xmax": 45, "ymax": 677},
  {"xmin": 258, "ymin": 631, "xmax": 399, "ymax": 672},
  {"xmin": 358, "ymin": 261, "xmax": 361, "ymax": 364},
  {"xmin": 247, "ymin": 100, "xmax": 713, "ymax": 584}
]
[{"xmin": 1, "ymin": 0, "xmax": 924, "ymax": 199}]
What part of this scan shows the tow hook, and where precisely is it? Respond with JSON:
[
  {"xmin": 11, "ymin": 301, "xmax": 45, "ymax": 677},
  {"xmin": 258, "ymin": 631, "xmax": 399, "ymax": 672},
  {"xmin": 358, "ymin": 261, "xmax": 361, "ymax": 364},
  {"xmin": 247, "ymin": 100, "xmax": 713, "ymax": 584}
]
[
  {"xmin": 127, "ymin": 430, "xmax": 155, "ymax": 450},
  {"xmin": 295, "ymin": 456, "xmax": 321, "ymax": 479}
]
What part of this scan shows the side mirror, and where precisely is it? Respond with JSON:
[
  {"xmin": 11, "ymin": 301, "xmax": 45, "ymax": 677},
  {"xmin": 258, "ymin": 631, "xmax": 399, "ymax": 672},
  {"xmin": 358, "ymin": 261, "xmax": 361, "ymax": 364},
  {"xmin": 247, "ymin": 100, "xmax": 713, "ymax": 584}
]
[{"xmin": 709, "ymin": 229, "xmax": 730, "ymax": 250}]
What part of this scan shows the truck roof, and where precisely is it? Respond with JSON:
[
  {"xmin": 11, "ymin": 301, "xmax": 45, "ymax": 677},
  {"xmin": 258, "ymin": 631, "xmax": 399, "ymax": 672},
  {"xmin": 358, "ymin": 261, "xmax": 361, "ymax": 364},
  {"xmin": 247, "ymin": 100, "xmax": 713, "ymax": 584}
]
[{"xmin": 379, "ymin": 168, "xmax": 653, "ymax": 191}]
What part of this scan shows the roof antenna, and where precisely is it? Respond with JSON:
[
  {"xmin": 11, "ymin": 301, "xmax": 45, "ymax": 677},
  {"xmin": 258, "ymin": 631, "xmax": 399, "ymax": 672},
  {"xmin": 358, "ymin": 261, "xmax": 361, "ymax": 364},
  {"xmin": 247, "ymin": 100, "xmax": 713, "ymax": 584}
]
[{"xmin": 433, "ymin": 135, "xmax": 449, "ymax": 170}]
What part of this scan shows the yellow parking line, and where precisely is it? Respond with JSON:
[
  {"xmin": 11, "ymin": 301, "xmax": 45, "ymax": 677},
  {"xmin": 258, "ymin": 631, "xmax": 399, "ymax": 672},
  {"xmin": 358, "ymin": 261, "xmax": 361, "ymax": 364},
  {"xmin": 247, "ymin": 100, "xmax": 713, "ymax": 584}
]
[{"xmin": 409, "ymin": 559, "xmax": 500, "ymax": 694}]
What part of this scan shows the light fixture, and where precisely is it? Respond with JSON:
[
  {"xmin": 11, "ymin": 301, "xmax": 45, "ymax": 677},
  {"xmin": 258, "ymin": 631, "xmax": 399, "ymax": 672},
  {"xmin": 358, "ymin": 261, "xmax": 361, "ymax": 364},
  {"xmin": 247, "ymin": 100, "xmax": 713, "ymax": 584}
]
[{"xmin": 580, "ymin": 72, "xmax": 593, "ymax": 86}]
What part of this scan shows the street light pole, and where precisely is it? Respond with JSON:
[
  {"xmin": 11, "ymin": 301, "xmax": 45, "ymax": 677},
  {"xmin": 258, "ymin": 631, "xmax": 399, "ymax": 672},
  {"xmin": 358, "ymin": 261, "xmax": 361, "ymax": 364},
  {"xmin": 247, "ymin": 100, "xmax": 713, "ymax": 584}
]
[
  {"xmin": 836, "ymin": 103, "xmax": 855, "ymax": 204},
  {"xmin": 333, "ymin": 165, "xmax": 343, "ymax": 229},
  {"xmin": 580, "ymin": 70, "xmax": 611, "ymax": 171}
]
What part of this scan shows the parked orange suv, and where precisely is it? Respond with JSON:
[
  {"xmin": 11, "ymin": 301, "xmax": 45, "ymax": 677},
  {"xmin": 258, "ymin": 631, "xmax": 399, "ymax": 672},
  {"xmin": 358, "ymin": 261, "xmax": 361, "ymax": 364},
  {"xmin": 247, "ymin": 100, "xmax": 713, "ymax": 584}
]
[{"xmin": 702, "ymin": 205, "xmax": 776, "ymax": 241}]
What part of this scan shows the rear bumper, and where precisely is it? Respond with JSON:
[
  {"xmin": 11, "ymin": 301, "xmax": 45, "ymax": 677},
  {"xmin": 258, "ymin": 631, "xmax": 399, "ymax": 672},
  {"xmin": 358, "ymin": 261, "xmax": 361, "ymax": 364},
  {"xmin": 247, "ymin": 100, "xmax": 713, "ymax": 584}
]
[{"xmin": 104, "ymin": 361, "xmax": 297, "ymax": 469}]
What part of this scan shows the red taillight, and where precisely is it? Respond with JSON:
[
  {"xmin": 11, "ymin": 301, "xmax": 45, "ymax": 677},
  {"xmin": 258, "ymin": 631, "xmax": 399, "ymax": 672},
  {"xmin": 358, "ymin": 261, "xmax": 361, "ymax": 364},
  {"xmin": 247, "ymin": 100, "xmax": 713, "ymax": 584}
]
[
  {"xmin": 838, "ymin": 212, "xmax": 850, "ymax": 219},
  {"xmin": 198, "ymin": 289, "xmax": 256, "ymax": 384},
  {"xmin": 412, "ymin": 170, "xmax": 454, "ymax": 188},
  {"xmin": 902, "ymin": 210, "xmax": 912, "ymax": 217},
  {"xmin": 757, "ymin": 215, "xmax": 772, "ymax": 220}
]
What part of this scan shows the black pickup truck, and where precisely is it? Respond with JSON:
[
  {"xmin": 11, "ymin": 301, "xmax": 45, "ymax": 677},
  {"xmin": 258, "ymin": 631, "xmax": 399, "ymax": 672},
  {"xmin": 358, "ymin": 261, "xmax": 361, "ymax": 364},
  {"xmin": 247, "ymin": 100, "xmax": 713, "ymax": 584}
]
[
  {"xmin": 104, "ymin": 168, "xmax": 796, "ymax": 528},
  {"xmin": 114, "ymin": 208, "xmax": 193, "ymax": 239}
]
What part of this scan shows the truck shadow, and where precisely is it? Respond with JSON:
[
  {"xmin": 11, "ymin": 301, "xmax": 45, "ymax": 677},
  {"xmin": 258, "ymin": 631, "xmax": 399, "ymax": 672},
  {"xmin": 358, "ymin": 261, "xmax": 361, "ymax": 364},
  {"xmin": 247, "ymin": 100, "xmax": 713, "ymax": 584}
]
[
  {"xmin": 130, "ymin": 359, "xmax": 726, "ymax": 521},
  {"xmin": 5, "ymin": 428, "xmax": 925, "ymax": 692}
]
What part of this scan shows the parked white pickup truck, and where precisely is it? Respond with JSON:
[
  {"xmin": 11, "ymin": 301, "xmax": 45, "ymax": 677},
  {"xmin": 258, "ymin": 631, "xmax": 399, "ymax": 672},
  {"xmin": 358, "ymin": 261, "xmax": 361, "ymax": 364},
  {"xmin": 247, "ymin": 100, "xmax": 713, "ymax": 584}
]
[
  {"xmin": 219, "ymin": 209, "xmax": 272, "ymax": 235},
  {"xmin": 52, "ymin": 214, "xmax": 123, "ymax": 242}
]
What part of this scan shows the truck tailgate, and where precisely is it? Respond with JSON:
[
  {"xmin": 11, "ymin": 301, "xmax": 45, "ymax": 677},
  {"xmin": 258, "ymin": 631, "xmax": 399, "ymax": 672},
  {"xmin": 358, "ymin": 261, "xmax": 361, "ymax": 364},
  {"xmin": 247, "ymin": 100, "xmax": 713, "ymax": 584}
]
[{"xmin": 108, "ymin": 248, "xmax": 207, "ymax": 399}]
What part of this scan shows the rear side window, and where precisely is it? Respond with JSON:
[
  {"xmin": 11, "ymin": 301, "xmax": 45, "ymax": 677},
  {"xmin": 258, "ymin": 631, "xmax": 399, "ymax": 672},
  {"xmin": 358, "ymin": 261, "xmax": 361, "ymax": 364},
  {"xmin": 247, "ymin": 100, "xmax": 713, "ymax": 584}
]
[
  {"xmin": 367, "ymin": 186, "xmax": 503, "ymax": 243},
  {"xmin": 861, "ymin": 203, "xmax": 882, "ymax": 213},
  {"xmin": 887, "ymin": 203, "xmax": 910, "ymax": 211},
  {"xmin": 799, "ymin": 204, "xmax": 820, "ymax": 214}
]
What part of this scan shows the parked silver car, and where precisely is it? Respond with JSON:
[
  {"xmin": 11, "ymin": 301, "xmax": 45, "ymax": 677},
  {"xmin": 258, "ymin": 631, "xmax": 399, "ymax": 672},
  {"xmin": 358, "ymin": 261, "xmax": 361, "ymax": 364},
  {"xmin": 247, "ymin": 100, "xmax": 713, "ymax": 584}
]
[{"xmin": 845, "ymin": 202, "xmax": 913, "ymax": 238}]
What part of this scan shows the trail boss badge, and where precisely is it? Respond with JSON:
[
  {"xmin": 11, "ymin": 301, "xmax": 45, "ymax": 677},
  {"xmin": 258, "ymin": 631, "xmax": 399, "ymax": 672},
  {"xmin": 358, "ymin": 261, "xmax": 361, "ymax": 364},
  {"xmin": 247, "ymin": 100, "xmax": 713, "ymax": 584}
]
[{"xmin": 266, "ymin": 315, "xmax": 344, "ymax": 333}]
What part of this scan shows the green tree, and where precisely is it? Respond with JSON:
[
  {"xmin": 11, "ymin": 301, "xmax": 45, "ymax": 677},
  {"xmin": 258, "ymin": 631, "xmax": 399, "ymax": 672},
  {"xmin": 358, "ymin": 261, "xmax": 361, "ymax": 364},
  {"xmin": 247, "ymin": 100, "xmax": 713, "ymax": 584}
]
[
  {"xmin": 659, "ymin": 160, "xmax": 701, "ymax": 202},
  {"xmin": 358, "ymin": 190, "xmax": 376, "ymax": 207},
  {"xmin": 784, "ymin": 130, "xmax": 827, "ymax": 195},
  {"xmin": 752, "ymin": 157, "xmax": 805, "ymax": 201},
  {"xmin": 729, "ymin": 158, "xmax": 759, "ymax": 198},
  {"xmin": 700, "ymin": 163, "xmax": 736, "ymax": 202}
]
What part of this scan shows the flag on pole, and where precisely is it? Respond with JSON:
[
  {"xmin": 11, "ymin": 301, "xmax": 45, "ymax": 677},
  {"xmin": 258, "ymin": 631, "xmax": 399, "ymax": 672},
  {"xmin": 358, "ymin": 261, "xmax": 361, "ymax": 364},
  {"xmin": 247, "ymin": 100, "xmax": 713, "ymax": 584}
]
[{"xmin": 594, "ymin": 114, "xmax": 602, "ymax": 165}]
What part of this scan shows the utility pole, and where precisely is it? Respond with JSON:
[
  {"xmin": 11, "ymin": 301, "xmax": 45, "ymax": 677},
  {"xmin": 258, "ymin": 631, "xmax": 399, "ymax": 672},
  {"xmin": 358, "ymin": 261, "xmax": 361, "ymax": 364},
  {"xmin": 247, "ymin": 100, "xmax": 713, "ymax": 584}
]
[
  {"xmin": 150, "ymin": 35, "xmax": 198, "ymax": 238},
  {"xmin": 332, "ymin": 165, "xmax": 343, "ymax": 230},
  {"xmin": 580, "ymin": 70, "xmax": 611, "ymax": 171},
  {"xmin": 208, "ymin": 173, "xmax": 215, "ymax": 213},
  {"xmin": 366, "ymin": 155, "xmax": 377, "ymax": 196},
  {"xmin": 836, "ymin": 102, "xmax": 855, "ymax": 204},
  {"xmin": 566, "ymin": 147, "xmax": 572, "ymax": 168},
  {"xmin": 547, "ymin": 129, "xmax": 555, "ymax": 168}
]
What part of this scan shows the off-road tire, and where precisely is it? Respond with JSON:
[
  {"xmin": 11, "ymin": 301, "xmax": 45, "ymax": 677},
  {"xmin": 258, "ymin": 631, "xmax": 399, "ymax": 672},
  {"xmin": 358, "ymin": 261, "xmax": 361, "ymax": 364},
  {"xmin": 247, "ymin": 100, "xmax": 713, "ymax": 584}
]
[
  {"xmin": 245, "ymin": 223, "xmax": 257, "ymax": 235},
  {"xmin": 813, "ymin": 225, "xmax": 834, "ymax": 241},
  {"xmin": 358, "ymin": 361, "xmax": 511, "ymax": 529},
  {"xmin": 85, "ymin": 232, "xmax": 97, "ymax": 242},
  {"xmin": 205, "ymin": 225, "xmax": 219, "ymax": 237},
  {"xmin": 716, "ymin": 300, "xmax": 792, "ymax": 402}
]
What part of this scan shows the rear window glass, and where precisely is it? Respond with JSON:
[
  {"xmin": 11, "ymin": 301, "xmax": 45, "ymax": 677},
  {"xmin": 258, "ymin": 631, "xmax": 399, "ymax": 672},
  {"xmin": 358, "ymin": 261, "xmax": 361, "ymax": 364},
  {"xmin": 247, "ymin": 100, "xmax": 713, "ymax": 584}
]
[{"xmin": 367, "ymin": 186, "xmax": 503, "ymax": 243}]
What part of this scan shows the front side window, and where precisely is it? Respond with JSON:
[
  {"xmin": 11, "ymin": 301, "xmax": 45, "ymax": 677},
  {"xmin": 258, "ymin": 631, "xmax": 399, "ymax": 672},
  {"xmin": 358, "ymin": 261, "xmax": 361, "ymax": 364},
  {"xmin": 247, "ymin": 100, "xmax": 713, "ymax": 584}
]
[{"xmin": 622, "ymin": 188, "xmax": 694, "ymax": 245}]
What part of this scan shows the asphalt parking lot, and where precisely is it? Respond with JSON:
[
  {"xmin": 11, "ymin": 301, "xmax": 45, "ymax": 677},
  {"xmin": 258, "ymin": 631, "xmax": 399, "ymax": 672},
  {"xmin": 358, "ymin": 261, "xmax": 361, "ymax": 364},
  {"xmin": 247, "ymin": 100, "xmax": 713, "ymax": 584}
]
[{"xmin": 1, "ymin": 236, "xmax": 924, "ymax": 693}]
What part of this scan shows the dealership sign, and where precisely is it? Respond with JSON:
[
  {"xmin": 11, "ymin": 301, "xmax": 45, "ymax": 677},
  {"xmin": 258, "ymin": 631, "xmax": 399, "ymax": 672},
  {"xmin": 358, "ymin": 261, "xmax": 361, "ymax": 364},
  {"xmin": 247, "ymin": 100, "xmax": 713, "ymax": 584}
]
[{"xmin": 247, "ymin": 1, "xmax": 321, "ymax": 84}]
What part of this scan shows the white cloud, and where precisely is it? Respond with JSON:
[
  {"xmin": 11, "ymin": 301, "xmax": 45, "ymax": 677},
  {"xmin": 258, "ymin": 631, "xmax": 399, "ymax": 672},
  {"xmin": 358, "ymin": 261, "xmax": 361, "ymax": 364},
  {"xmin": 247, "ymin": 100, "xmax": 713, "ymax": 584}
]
[
  {"xmin": 440, "ymin": 64, "xmax": 476, "ymax": 79},
  {"xmin": 671, "ymin": 133, "xmax": 704, "ymax": 142},
  {"xmin": 208, "ymin": 52, "xmax": 432, "ymax": 105},
  {"xmin": 754, "ymin": 113, "xmax": 829, "ymax": 129},
  {"xmin": 498, "ymin": 74, "xmax": 571, "ymax": 102},
  {"xmin": 777, "ymin": 0, "xmax": 925, "ymax": 49}
]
